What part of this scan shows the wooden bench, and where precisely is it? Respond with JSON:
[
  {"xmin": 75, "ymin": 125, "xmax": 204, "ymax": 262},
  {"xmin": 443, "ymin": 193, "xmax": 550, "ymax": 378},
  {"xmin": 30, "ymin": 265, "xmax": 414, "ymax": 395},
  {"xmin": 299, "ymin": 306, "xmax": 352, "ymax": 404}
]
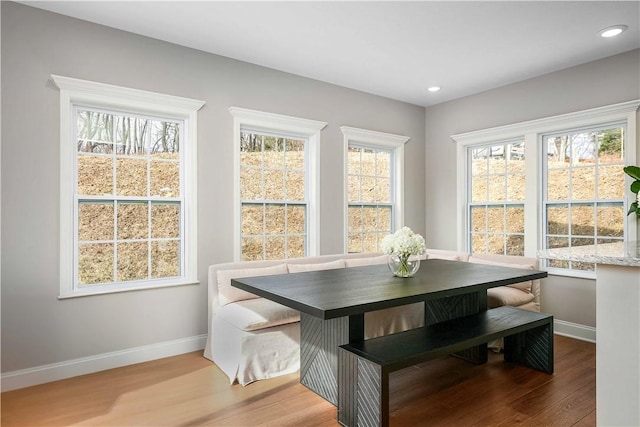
[{"xmin": 337, "ymin": 306, "xmax": 554, "ymax": 427}]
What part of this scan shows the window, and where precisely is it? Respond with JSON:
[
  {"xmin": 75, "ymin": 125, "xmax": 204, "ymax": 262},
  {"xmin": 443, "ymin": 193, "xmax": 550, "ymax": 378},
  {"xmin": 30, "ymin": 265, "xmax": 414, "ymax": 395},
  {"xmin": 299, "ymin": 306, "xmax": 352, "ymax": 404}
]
[
  {"xmin": 453, "ymin": 100, "xmax": 639, "ymax": 278},
  {"xmin": 468, "ymin": 140, "xmax": 525, "ymax": 255},
  {"xmin": 341, "ymin": 127, "xmax": 409, "ymax": 253},
  {"xmin": 543, "ymin": 125, "xmax": 626, "ymax": 272},
  {"xmin": 231, "ymin": 108, "xmax": 326, "ymax": 261},
  {"xmin": 53, "ymin": 75, "xmax": 204, "ymax": 297}
]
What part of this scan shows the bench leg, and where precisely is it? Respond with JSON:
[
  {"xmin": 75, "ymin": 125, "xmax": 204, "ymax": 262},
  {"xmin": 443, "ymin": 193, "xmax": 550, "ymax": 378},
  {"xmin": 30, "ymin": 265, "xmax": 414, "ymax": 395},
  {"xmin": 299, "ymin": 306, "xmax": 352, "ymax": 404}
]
[
  {"xmin": 503, "ymin": 321, "xmax": 554, "ymax": 374},
  {"xmin": 339, "ymin": 348, "xmax": 388, "ymax": 427}
]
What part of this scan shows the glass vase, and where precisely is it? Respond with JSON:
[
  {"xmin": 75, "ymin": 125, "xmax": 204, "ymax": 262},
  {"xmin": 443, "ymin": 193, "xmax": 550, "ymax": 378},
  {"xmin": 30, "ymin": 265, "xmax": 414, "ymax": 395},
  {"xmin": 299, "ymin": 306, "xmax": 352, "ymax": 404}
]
[{"xmin": 387, "ymin": 253, "xmax": 420, "ymax": 278}]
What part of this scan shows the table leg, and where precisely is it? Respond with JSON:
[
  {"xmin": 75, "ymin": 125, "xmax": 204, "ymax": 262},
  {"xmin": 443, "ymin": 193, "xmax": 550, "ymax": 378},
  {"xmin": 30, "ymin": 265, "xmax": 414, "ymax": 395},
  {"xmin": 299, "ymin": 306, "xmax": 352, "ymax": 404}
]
[
  {"xmin": 299, "ymin": 312, "xmax": 349, "ymax": 405},
  {"xmin": 424, "ymin": 292, "xmax": 488, "ymax": 364},
  {"xmin": 349, "ymin": 313, "xmax": 365, "ymax": 342}
]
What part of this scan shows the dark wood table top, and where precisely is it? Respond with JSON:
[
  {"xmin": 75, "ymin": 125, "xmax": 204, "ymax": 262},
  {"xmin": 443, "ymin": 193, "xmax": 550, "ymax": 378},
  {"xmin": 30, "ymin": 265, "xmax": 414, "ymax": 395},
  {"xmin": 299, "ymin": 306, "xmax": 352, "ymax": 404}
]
[{"xmin": 231, "ymin": 259, "xmax": 547, "ymax": 319}]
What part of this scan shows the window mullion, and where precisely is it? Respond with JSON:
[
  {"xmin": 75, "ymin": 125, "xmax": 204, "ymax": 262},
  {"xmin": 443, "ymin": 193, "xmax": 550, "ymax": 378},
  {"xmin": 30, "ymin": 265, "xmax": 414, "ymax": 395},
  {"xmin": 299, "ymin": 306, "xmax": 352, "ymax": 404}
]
[
  {"xmin": 113, "ymin": 200, "xmax": 119, "ymax": 283},
  {"xmin": 524, "ymin": 132, "xmax": 539, "ymax": 257},
  {"xmin": 147, "ymin": 201, "xmax": 152, "ymax": 280},
  {"xmin": 260, "ymin": 135, "xmax": 265, "ymax": 201}
]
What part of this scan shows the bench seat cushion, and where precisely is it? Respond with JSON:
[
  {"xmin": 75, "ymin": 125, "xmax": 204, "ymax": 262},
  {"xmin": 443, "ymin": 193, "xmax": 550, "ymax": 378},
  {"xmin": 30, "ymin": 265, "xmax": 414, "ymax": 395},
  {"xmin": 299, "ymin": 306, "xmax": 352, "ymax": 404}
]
[{"xmin": 216, "ymin": 298, "xmax": 300, "ymax": 332}]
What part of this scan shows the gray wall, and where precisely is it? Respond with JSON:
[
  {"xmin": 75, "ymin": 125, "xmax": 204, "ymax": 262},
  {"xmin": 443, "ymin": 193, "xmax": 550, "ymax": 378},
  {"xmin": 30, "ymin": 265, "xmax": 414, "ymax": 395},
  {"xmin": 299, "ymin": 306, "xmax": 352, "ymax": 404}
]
[
  {"xmin": 424, "ymin": 49, "xmax": 640, "ymax": 327},
  {"xmin": 0, "ymin": 2, "xmax": 426, "ymax": 373}
]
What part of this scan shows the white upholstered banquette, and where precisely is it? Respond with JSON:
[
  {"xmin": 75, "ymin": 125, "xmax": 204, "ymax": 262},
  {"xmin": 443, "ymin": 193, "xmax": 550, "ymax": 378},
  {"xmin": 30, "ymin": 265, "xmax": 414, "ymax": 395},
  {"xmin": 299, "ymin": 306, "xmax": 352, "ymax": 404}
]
[{"xmin": 204, "ymin": 250, "xmax": 542, "ymax": 385}]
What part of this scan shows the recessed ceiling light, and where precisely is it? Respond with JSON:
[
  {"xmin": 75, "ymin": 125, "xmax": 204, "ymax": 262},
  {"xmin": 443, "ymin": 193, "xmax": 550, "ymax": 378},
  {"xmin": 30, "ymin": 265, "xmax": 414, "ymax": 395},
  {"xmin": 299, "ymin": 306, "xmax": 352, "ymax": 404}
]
[
  {"xmin": 427, "ymin": 86, "xmax": 441, "ymax": 92},
  {"xmin": 599, "ymin": 25, "xmax": 628, "ymax": 38}
]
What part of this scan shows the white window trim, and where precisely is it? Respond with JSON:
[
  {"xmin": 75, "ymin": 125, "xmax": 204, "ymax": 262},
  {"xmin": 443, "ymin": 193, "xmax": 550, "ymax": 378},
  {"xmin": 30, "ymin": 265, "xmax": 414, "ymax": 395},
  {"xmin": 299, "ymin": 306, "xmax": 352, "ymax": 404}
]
[
  {"xmin": 452, "ymin": 100, "xmax": 639, "ymax": 278},
  {"xmin": 52, "ymin": 75, "xmax": 205, "ymax": 298},
  {"xmin": 230, "ymin": 107, "xmax": 327, "ymax": 261},
  {"xmin": 340, "ymin": 126, "xmax": 410, "ymax": 253}
]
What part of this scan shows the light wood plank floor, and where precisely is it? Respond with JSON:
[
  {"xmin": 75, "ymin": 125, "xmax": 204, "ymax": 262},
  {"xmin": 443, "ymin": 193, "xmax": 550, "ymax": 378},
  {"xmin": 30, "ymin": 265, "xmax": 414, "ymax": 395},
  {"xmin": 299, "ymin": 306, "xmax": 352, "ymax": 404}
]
[{"xmin": 1, "ymin": 335, "xmax": 595, "ymax": 426}]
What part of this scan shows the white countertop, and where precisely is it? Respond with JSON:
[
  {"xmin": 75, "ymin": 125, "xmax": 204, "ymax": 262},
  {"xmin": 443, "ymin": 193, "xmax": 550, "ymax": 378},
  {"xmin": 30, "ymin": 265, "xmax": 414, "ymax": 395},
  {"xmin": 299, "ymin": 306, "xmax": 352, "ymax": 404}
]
[{"xmin": 537, "ymin": 241, "xmax": 640, "ymax": 267}]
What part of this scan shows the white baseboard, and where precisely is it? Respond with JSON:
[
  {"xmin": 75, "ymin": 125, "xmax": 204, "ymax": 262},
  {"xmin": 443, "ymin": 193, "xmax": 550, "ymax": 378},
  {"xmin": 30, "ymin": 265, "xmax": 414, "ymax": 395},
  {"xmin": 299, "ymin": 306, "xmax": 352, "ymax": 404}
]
[
  {"xmin": 554, "ymin": 319, "xmax": 596, "ymax": 343},
  {"xmin": 1, "ymin": 334, "xmax": 207, "ymax": 392}
]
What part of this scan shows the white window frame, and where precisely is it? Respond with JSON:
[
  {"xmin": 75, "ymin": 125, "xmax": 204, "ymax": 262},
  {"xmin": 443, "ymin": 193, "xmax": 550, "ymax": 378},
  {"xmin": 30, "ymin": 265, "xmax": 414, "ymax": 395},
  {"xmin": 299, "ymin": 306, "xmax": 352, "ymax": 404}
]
[
  {"xmin": 53, "ymin": 75, "xmax": 205, "ymax": 298},
  {"xmin": 453, "ymin": 100, "xmax": 639, "ymax": 278},
  {"xmin": 230, "ymin": 107, "xmax": 327, "ymax": 261},
  {"xmin": 341, "ymin": 126, "xmax": 410, "ymax": 253}
]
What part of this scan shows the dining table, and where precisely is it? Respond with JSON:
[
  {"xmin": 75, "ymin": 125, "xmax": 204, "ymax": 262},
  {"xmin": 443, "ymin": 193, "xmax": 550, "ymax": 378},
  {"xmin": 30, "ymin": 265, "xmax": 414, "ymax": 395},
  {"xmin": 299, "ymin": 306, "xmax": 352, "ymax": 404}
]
[{"xmin": 232, "ymin": 258, "xmax": 548, "ymax": 406}]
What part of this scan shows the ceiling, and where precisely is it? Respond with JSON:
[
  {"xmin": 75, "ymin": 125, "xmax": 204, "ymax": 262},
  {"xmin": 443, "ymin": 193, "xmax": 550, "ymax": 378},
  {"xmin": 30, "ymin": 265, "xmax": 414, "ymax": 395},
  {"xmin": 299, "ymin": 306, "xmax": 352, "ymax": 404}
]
[{"xmin": 21, "ymin": 1, "xmax": 640, "ymax": 107}]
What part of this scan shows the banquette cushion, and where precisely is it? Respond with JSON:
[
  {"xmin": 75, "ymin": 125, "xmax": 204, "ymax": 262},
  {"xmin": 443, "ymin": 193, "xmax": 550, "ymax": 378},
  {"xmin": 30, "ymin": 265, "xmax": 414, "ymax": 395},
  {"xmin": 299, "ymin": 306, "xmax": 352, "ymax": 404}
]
[
  {"xmin": 287, "ymin": 259, "xmax": 346, "ymax": 273},
  {"xmin": 426, "ymin": 253, "xmax": 461, "ymax": 261},
  {"xmin": 343, "ymin": 255, "xmax": 389, "ymax": 267},
  {"xmin": 217, "ymin": 263, "xmax": 288, "ymax": 307}
]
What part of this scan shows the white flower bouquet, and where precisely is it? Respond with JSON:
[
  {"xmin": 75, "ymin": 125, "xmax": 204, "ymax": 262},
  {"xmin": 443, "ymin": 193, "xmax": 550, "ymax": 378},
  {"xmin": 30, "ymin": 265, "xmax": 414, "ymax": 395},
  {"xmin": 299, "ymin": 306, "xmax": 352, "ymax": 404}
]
[{"xmin": 381, "ymin": 227, "xmax": 426, "ymax": 277}]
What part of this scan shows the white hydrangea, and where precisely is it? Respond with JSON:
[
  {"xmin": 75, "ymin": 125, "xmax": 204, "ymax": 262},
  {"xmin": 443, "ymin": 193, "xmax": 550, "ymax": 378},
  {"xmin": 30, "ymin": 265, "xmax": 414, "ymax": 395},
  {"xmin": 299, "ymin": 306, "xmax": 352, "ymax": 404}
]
[{"xmin": 381, "ymin": 226, "xmax": 426, "ymax": 257}]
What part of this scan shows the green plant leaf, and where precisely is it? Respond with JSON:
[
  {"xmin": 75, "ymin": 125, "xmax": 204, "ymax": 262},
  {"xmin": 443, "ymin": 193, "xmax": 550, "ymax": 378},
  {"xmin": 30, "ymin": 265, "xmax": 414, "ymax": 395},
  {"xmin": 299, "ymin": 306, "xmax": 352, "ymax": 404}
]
[
  {"xmin": 623, "ymin": 165, "xmax": 640, "ymax": 181},
  {"xmin": 628, "ymin": 201, "xmax": 639, "ymax": 216},
  {"xmin": 631, "ymin": 181, "xmax": 640, "ymax": 194}
]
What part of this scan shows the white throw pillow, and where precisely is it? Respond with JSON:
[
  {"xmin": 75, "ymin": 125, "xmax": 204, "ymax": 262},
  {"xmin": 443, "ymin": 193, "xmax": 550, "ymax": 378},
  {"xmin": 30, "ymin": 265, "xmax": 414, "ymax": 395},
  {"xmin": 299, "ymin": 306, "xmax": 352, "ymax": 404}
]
[
  {"xmin": 216, "ymin": 264, "xmax": 288, "ymax": 307},
  {"xmin": 344, "ymin": 255, "xmax": 389, "ymax": 267},
  {"xmin": 467, "ymin": 256, "xmax": 535, "ymax": 292},
  {"xmin": 287, "ymin": 259, "xmax": 345, "ymax": 273}
]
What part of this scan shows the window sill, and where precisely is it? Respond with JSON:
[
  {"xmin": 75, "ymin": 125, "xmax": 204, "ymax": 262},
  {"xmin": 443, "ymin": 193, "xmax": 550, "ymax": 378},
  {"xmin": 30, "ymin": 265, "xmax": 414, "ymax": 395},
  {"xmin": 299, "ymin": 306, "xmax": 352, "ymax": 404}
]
[
  {"xmin": 58, "ymin": 279, "xmax": 200, "ymax": 299},
  {"xmin": 544, "ymin": 267, "xmax": 595, "ymax": 280}
]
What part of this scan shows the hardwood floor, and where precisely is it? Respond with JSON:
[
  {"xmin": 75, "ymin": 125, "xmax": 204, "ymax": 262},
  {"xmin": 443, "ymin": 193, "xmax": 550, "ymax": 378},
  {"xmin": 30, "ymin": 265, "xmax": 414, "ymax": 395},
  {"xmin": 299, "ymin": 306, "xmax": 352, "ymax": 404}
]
[{"xmin": 1, "ymin": 335, "xmax": 595, "ymax": 426}]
